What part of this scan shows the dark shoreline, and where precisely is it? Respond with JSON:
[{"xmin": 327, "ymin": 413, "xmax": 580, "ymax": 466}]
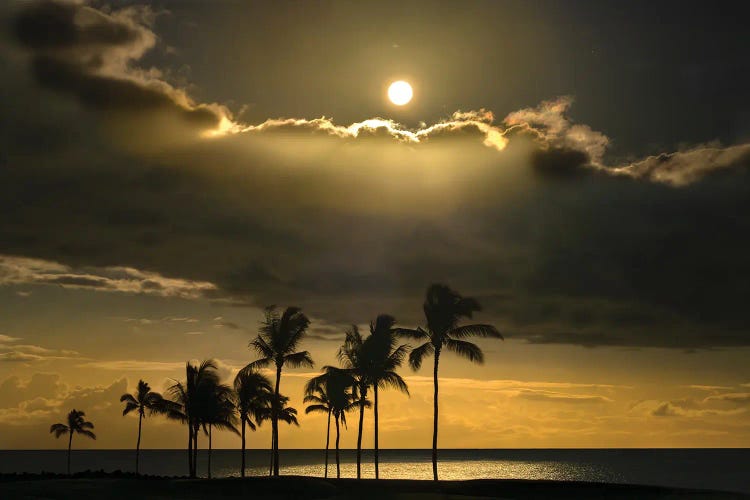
[{"xmin": 0, "ymin": 473, "xmax": 746, "ymax": 499}]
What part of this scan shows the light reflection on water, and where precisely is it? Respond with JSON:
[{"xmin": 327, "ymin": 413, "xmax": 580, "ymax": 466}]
[{"xmin": 214, "ymin": 457, "xmax": 620, "ymax": 483}]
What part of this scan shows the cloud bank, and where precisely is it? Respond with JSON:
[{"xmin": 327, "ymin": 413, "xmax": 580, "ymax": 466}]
[{"xmin": 2, "ymin": 1, "xmax": 750, "ymax": 350}]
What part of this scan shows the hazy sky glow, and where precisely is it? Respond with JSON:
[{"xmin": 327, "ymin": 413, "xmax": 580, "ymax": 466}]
[{"xmin": 1, "ymin": 0, "xmax": 749, "ymax": 450}]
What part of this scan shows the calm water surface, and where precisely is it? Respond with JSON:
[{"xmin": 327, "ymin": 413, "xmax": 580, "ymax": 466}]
[{"xmin": 0, "ymin": 449, "xmax": 747, "ymax": 494}]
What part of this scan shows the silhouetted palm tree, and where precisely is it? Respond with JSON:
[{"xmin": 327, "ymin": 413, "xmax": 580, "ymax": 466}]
[
  {"xmin": 245, "ymin": 306, "xmax": 312, "ymax": 476},
  {"xmin": 50, "ymin": 409, "xmax": 96, "ymax": 475},
  {"xmin": 337, "ymin": 319, "xmax": 409, "ymax": 479},
  {"xmin": 167, "ymin": 359, "xmax": 222, "ymax": 478},
  {"xmin": 367, "ymin": 314, "xmax": 410, "ymax": 479},
  {"xmin": 120, "ymin": 380, "xmax": 174, "ymax": 475},
  {"xmin": 259, "ymin": 393, "xmax": 299, "ymax": 475},
  {"xmin": 305, "ymin": 366, "xmax": 358, "ymax": 479},
  {"xmin": 338, "ymin": 325, "xmax": 369, "ymax": 478},
  {"xmin": 202, "ymin": 381, "xmax": 238, "ymax": 479},
  {"xmin": 234, "ymin": 368, "xmax": 274, "ymax": 477},
  {"xmin": 303, "ymin": 383, "xmax": 333, "ymax": 478},
  {"xmin": 398, "ymin": 284, "xmax": 502, "ymax": 481}
]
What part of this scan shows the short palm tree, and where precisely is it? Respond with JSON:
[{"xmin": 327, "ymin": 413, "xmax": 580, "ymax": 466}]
[
  {"xmin": 50, "ymin": 409, "xmax": 96, "ymax": 475},
  {"xmin": 303, "ymin": 382, "xmax": 333, "ymax": 478},
  {"xmin": 120, "ymin": 380, "xmax": 173, "ymax": 475},
  {"xmin": 202, "ymin": 382, "xmax": 239, "ymax": 479},
  {"xmin": 233, "ymin": 368, "xmax": 273, "ymax": 477},
  {"xmin": 337, "ymin": 325, "xmax": 369, "ymax": 479},
  {"xmin": 305, "ymin": 366, "xmax": 358, "ymax": 479},
  {"xmin": 167, "ymin": 359, "xmax": 222, "ymax": 478},
  {"xmin": 367, "ymin": 314, "xmax": 410, "ymax": 479},
  {"xmin": 260, "ymin": 393, "xmax": 299, "ymax": 475},
  {"xmin": 338, "ymin": 318, "xmax": 409, "ymax": 479},
  {"xmin": 398, "ymin": 284, "xmax": 502, "ymax": 481},
  {"xmin": 245, "ymin": 306, "xmax": 312, "ymax": 476}
]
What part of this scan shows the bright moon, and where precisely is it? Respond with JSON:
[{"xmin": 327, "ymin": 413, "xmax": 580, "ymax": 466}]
[{"xmin": 388, "ymin": 80, "xmax": 413, "ymax": 106}]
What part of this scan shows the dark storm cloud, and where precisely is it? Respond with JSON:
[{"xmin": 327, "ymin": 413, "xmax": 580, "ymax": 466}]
[
  {"xmin": 3, "ymin": 1, "xmax": 750, "ymax": 350},
  {"xmin": 9, "ymin": 0, "xmax": 226, "ymax": 135}
]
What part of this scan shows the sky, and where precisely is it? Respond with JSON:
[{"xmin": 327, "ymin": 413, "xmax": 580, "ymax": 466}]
[{"xmin": 1, "ymin": 0, "xmax": 749, "ymax": 451}]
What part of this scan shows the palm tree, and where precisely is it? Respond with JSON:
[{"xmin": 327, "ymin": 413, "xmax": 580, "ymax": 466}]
[
  {"xmin": 261, "ymin": 393, "xmax": 299, "ymax": 475},
  {"xmin": 303, "ymin": 382, "xmax": 333, "ymax": 478},
  {"xmin": 202, "ymin": 381, "xmax": 239, "ymax": 479},
  {"xmin": 305, "ymin": 366, "xmax": 358, "ymax": 479},
  {"xmin": 337, "ymin": 319, "xmax": 409, "ymax": 479},
  {"xmin": 398, "ymin": 284, "xmax": 502, "ymax": 481},
  {"xmin": 337, "ymin": 325, "xmax": 369, "ymax": 478},
  {"xmin": 233, "ymin": 368, "xmax": 273, "ymax": 477},
  {"xmin": 167, "ymin": 359, "xmax": 222, "ymax": 478},
  {"xmin": 245, "ymin": 306, "xmax": 313, "ymax": 476},
  {"xmin": 367, "ymin": 314, "xmax": 410, "ymax": 479},
  {"xmin": 120, "ymin": 380, "xmax": 173, "ymax": 475},
  {"xmin": 50, "ymin": 409, "xmax": 96, "ymax": 475}
]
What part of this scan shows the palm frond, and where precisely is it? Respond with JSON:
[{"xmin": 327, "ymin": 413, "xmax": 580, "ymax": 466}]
[
  {"xmin": 444, "ymin": 338, "xmax": 484, "ymax": 364},
  {"xmin": 303, "ymin": 394, "xmax": 326, "ymax": 405},
  {"xmin": 305, "ymin": 404, "xmax": 329, "ymax": 415},
  {"xmin": 248, "ymin": 335, "xmax": 275, "ymax": 361},
  {"xmin": 377, "ymin": 371, "xmax": 409, "ymax": 395},
  {"xmin": 393, "ymin": 327, "xmax": 430, "ymax": 341},
  {"xmin": 119, "ymin": 394, "xmax": 138, "ymax": 405},
  {"xmin": 448, "ymin": 324, "xmax": 503, "ymax": 340},
  {"xmin": 50, "ymin": 423, "xmax": 69, "ymax": 438},
  {"xmin": 408, "ymin": 341, "xmax": 434, "ymax": 371},
  {"xmin": 283, "ymin": 350, "xmax": 314, "ymax": 368},
  {"xmin": 78, "ymin": 429, "xmax": 97, "ymax": 440},
  {"xmin": 122, "ymin": 402, "xmax": 139, "ymax": 416}
]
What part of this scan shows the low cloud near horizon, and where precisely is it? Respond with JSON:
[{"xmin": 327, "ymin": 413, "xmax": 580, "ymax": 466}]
[{"xmin": 2, "ymin": 0, "xmax": 750, "ymax": 351}]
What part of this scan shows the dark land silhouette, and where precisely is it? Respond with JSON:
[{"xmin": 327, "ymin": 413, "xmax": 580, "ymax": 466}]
[{"xmin": 0, "ymin": 474, "xmax": 743, "ymax": 499}]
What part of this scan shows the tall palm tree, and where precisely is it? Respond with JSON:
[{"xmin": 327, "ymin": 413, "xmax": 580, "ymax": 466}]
[
  {"xmin": 367, "ymin": 314, "xmax": 410, "ymax": 479},
  {"xmin": 234, "ymin": 368, "xmax": 274, "ymax": 477},
  {"xmin": 305, "ymin": 366, "xmax": 358, "ymax": 479},
  {"xmin": 120, "ymin": 380, "xmax": 174, "ymax": 475},
  {"xmin": 50, "ymin": 409, "xmax": 96, "ymax": 475},
  {"xmin": 245, "ymin": 306, "xmax": 312, "ymax": 476},
  {"xmin": 167, "ymin": 359, "xmax": 222, "ymax": 478},
  {"xmin": 398, "ymin": 284, "xmax": 502, "ymax": 481}
]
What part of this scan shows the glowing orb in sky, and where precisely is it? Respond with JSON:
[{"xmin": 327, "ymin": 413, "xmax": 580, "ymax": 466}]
[{"xmin": 388, "ymin": 80, "xmax": 413, "ymax": 106}]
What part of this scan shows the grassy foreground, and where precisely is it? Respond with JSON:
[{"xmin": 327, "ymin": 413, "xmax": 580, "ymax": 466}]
[{"xmin": 0, "ymin": 474, "xmax": 746, "ymax": 499}]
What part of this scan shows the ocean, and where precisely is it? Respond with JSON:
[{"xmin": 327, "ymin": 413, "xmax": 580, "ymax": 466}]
[{"xmin": 0, "ymin": 449, "xmax": 747, "ymax": 494}]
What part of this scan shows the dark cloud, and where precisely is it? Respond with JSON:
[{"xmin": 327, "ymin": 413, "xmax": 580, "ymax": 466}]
[
  {"xmin": 12, "ymin": 1, "xmax": 137, "ymax": 49},
  {"xmin": 3, "ymin": 0, "xmax": 750, "ymax": 351},
  {"xmin": 9, "ymin": 0, "xmax": 225, "ymax": 140}
]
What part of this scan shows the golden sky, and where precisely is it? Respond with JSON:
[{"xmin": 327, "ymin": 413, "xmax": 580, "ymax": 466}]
[{"xmin": 1, "ymin": 0, "xmax": 749, "ymax": 450}]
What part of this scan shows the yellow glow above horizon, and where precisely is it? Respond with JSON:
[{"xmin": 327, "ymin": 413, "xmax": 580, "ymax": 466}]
[{"xmin": 388, "ymin": 80, "xmax": 413, "ymax": 106}]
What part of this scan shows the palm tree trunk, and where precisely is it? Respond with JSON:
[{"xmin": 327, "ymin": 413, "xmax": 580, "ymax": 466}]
[
  {"xmin": 324, "ymin": 410, "xmax": 331, "ymax": 478},
  {"xmin": 273, "ymin": 364, "xmax": 282, "ymax": 477},
  {"xmin": 356, "ymin": 386, "xmax": 365, "ymax": 479},
  {"xmin": 193, "ymin": 425, "xmax": 199, "ymax": 478},
  {"xmin": 188, "ymin": 423, "xmax": 193, "ymax": 477},
  {"xmin": 374, "ymin": 384, "xmax": 379, "ymax": 479},
  {"xmin": 67, "ymin": 431, "xmax": 73, "ymax": 476},
  {"xmin": 208, "ymin": 424, "xmax": 212, "ymax": 479},
  {"xmin": 432, "ymin": 350, "xmax": 440, "ymax": 481},
  {"xmin": 335, "ymin": 414, "xmax": 341, "ymax": 479},
  {"xmin": 268, "ymin": 432, "xmax": 274, "ymax": 476},
  {"xmin": 136, "ymin": 411, "xmax": 143, "ymax": 475},
  {"xmin": 240, "ymin": 418, "xmax": 246, "ymax": 478}
]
